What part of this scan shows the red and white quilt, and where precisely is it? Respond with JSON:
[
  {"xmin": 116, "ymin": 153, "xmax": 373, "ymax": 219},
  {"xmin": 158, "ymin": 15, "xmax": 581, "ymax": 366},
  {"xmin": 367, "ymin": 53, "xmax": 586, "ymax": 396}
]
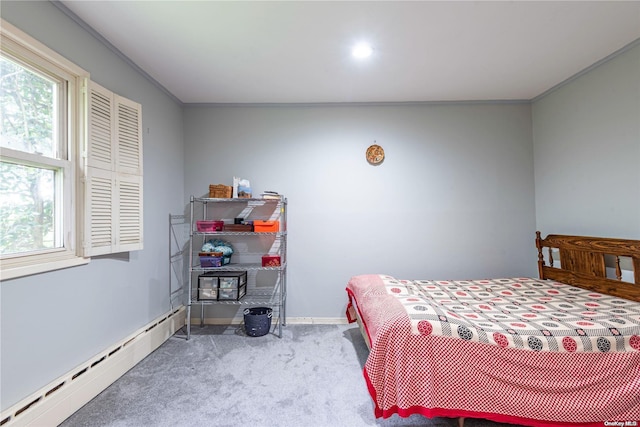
[{"xmin": 346, "ymin": 274, "xmax": 640, "ymax": 427}]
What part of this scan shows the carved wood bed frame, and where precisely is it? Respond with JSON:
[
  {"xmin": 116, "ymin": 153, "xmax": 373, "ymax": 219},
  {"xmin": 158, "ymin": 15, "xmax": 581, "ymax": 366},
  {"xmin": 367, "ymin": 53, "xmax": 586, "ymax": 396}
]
[
  {"xmin": 459, "ymin": 231, "xmax": 640, "ymax": 427},
  {"xmin": 351, "ymin": 231, "xmax": 640, "ymax": 427},
  {"xmin": 536, "ymin": 231, "xmax": 640, "ymax": 302}
]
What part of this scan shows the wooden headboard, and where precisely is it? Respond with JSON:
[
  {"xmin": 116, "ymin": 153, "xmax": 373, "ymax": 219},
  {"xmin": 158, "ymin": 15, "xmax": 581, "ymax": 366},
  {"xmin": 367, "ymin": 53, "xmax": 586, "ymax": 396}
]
[{"xmin": 536, "ymin": 231, "xmax": 640, "ymax": 302}]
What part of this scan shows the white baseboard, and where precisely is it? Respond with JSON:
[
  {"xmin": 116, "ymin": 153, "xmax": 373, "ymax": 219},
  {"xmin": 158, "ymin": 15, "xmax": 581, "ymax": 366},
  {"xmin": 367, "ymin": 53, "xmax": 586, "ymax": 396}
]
[
  {"xmin": 286, "ymin": 317, "xmax": 348, "ymax": 324},
  {"xmin": 190, "ymin": 316, "xmax": 348, "ymax": 325},
  {"xmin": 0, "ymin": 306, "xmax": 186, "ymax": 427}
]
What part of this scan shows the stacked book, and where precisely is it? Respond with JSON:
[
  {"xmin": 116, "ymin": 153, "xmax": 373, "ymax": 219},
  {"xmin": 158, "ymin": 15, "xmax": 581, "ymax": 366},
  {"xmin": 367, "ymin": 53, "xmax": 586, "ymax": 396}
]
[{"xmin": 261, "ymin": 191, "xmax": 282, "ymax": 200}]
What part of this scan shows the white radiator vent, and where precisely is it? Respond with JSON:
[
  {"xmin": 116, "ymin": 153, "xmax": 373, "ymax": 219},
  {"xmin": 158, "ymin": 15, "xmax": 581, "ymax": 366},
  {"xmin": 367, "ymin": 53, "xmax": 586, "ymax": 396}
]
[{"xmin": 0, "ymin": 307, "xmax": 185, "ymax": 426}]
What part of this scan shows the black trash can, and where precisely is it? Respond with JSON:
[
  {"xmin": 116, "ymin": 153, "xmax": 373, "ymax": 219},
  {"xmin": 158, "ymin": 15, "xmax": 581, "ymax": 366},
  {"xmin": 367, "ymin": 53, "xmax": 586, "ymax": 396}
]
[{"xmin": 243, "ymin": 307, "xmax": 272, "ymax": 337}]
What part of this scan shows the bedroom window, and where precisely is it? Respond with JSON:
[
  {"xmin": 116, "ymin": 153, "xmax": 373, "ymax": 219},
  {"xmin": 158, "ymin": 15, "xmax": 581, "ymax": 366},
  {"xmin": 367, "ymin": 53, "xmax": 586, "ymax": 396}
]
[
  {"xmin": 1, "ymin": 20, "xmax": 144, "ymax": 280},
  {"xmin": 1, "ymin": 20, "xmax": 89, "ymax": 279}
]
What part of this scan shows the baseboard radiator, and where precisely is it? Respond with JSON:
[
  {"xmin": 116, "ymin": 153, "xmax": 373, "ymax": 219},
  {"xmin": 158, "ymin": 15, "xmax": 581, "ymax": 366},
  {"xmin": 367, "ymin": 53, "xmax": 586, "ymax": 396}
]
[{"xmin": 0, "ymin": 306, "xmax": 186, "ymax": 427}]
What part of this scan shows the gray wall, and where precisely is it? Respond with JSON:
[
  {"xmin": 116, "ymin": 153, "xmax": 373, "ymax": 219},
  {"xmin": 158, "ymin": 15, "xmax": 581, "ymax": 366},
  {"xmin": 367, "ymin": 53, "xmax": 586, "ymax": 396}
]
[
  {"xmin": 533, "ymin": 42, "xmax": 640, "ymax": 239},
  {"xmin": 184, "ymin": 103, "xmax": 537, "ymax": 319},
  {"xmin": 0, "ymin": 2, "xmax": 185, "ymax": 410},
  {"xmin": 2, "ymin": 0, "xmax": 638, "ymax": 415}
]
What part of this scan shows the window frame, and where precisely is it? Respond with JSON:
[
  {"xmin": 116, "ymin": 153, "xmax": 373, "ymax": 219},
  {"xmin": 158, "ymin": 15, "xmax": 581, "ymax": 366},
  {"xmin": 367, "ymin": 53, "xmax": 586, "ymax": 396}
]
[
  {"xmin": 1, "ymin": 19, "xmax": 90, "ymax": 280},
  {"xmin": 1, "ymin": 147, "xmax": 72, "ymax": 254}
]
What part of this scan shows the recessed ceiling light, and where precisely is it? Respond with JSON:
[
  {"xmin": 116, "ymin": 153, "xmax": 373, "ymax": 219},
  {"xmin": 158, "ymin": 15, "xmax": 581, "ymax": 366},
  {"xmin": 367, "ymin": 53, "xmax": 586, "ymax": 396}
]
[{"xmin": 352, "ymin": 42, "xmax": 373, "ymax": 59}]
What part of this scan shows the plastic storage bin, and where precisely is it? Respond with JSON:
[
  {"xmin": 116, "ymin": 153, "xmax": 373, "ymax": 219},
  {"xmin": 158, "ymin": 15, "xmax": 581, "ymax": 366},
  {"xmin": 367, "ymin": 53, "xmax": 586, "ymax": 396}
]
[
  {"xmin": 198, "ymin": 274, "xmax": 218, "ymax": 300},
  {"xmin": 261, "ymin": 255, "xmax": 281, "ymax": 267},
  {"xmin": 254, "ymin": 220, "xmax": 279, "ymax": 232},
  {"xmin": 198, "ymin": 271, "xmax": 247, "ymax": 301},
  {"xmin": 199, "ymin": 252, "xmax": 230, "ymax": 268},
  {"xmin": 196, "ymin": 220, "xmax": 224, "ymax": 232}
]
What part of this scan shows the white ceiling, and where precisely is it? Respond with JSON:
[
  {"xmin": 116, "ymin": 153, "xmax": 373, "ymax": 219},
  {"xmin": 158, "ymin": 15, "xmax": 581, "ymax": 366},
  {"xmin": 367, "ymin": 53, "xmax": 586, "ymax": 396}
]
[{"xmin": 59, "ymin": 1, "xmax": 640, "ymax": 104}]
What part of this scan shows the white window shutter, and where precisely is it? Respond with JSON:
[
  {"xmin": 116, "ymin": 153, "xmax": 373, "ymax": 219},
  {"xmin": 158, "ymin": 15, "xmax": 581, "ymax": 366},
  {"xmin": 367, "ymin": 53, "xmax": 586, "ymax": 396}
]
[
  {"xmin": 84, "ymin": 167, "xmax": 115, "ymax": 256},
  {"xmin": 115, "ymin": 95, "xmax": 143, "ymax": 175},
  {"xmin": 87, "ymin": 81, "xmax": 114, "ymax": 171},
  {"xmin": 117, "ymin": 173, "xmax": 143, "ymax": 251},
  {"xmin": 84, "ymin": 81, "xmax": 143, "ymax": 256}
]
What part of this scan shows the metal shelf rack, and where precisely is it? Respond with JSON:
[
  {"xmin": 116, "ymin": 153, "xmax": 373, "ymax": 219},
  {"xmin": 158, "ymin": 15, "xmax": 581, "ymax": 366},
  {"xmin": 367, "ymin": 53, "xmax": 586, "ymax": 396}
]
[{"xmin": 186, "ymin": 196, "xmax": 287, "ymax": 339}]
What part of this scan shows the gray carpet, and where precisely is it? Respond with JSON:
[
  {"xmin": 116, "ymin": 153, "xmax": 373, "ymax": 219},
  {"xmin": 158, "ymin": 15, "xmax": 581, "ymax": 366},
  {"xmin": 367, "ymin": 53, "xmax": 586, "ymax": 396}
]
[{"xmin": 60, "ymin": 324, "xmax": 519, "ymax": 427}]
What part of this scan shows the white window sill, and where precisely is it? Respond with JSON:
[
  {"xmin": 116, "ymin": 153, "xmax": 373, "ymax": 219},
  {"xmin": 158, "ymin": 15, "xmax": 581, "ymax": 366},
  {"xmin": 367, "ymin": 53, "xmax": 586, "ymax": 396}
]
[{"xmin": 0, "ymin": 255, "xmax": 90, "ymax": 281}]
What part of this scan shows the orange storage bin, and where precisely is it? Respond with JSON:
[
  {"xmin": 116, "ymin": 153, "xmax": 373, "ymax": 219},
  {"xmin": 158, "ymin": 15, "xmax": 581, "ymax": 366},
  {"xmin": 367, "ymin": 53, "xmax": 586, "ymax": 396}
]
[{"xmin": 254, "ymin": 220, "xmax": 279, "ymax": 232}]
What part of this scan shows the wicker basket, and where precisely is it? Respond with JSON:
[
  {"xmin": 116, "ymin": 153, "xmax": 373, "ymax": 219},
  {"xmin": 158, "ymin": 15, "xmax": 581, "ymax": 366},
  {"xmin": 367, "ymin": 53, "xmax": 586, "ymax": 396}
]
[{"xmin": 209, "ymin": 184, "xmax": 232, "ymax": 198}]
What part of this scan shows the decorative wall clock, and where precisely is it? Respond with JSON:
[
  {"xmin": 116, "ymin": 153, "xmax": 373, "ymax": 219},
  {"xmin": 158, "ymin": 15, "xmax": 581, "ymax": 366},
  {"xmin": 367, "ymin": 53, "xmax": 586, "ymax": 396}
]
[{"xmin": 366, "ymin": 144, "xmax": 385, "ymax": 165}]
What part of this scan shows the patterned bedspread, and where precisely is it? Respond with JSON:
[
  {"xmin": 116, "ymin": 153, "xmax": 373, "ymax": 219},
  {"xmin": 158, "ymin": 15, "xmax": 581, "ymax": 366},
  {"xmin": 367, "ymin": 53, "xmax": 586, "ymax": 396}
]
[
  {"xmin": 387, "ymin": 276, "xmax": 640, "ymax": 353},
  {"xmin": 346, "ymin": 274, "xmax": 640, "ymax": 427}
]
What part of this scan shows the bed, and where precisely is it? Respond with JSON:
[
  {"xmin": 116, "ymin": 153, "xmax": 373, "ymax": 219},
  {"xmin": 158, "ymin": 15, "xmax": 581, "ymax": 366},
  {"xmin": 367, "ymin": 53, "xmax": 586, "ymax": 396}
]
[{"xmin": 346, "ymin": 232, "xmax": 640, "ymax": 427}]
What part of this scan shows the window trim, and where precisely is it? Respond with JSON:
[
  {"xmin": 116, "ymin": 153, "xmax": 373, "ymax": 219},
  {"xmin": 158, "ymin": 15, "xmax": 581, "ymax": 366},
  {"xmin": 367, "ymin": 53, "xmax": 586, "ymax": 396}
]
[{"xmin": 1, "ymin": 19, "xmax": 90, "ymax": 280}]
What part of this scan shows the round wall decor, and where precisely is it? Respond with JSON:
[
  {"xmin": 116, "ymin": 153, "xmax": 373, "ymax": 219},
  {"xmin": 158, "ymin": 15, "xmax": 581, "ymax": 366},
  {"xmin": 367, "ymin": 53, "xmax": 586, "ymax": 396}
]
[{"xmin": 366, "ymin": 144, "xmax": 385, "ymax": 165}]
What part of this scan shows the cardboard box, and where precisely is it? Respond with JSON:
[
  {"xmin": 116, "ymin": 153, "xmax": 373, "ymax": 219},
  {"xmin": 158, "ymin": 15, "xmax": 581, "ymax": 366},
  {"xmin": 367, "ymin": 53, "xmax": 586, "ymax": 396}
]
[{"xmin": 223, "ymin": 224, "xmax": 253, "ymax": 232}]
